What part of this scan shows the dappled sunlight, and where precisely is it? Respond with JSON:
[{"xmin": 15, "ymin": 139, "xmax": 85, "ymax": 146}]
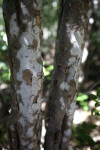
[{"xmin": 73, "ymin": 109, "xmax": 91, "ymax": 124}]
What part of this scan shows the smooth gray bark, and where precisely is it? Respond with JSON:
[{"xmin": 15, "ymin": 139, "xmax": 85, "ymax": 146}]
[
  {"xmin": 2, "ymin": 0, "xmax": 43, "ymax": 150},
  {"xmin": 44, "ymin": 1, "xmax": 91, "ymax": 150}
]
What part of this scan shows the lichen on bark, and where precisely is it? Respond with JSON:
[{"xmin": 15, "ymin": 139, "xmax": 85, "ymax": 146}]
[{"xmin": 3, "ymin": 0, "xmax": 43, "ymax": 150}]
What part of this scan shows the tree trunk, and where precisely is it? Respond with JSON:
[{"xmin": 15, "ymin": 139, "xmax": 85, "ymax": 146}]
[
  {"xmin": 2, "ymin": 0, "xmax": 43, "ymax": 150},
  {"xmin": 44, "ymin": 1, "xmax": 91, "ymax": 150}
]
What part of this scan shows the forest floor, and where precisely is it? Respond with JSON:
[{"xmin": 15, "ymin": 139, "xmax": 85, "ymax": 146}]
[{"xmin": 41, "ymin": 96, "xmax": 100, "ymax": 150}]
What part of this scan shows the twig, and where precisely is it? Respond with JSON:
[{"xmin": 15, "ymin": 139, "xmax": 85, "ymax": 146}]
[{"xmin": 88, "ymin": 80, "xmax": 100, "ymax": 93}]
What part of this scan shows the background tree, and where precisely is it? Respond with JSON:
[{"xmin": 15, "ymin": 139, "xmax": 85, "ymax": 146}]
[{"xmin": 2, "ymin": 0, "xmax": 43, "ymax": 150}]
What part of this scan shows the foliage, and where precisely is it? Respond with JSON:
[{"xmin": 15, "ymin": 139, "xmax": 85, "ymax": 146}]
[
  {"xmin": 76, "ymin": 93, "xmax": 89, "ymax": 111},
  {"xmin": 89, "ymin": 88, "xmax": 100, "ymax": 116},
  {"xmin": 43, "ymin": 62, "xmax": 54, "ymax": 90},
  {"xmin": 42, "ymin": 0, "xmax": 59, "ymax": 50},
  {"xmin": 0, "ymin": 62, "xmax": 10, "ymax": 84},
  {"xmin": 0, "ymin": 124, "xmax": 8, "ymax": 145},
  {"xmin": 0, "ymin": 31, "xmax": 8, "ymax": 61},
  {"xmin": 43, "ymin": 61, "xmax": 54, "ymax": 77},
  {"xmin": 74, "ymin": 88, "xmax": 100, "ymax": 149},
  {"xmin": 76, "ymin": 87, "xmax": 100, "ymax": 115},
  {"xmin": 73, "ymin": 122, "xmax": 96, "ymax": 147},
  {"xmin": 0, "ymin": 0, "xmax": 9, "ymax": 85}
]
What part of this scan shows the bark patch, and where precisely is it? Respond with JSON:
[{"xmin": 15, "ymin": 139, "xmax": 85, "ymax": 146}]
[
  {"xmin": 36, "ymin": 16, "xmax": 41, "ymax": 27},
  {"xmin": 37, "ymin": 57, "xmax": 42, "ymax": 65},
  {"xmin": 22, "ymin": 69, "xmax": 33, "ymax": 85},
  {"xmin": 33, "ymin": 39, "xmax": 38, "ymax": 49}
]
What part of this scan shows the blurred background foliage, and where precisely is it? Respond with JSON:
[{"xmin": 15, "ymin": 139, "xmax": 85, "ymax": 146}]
[{"xmin": 0, "ymin": 0, "xmax": 100, "ymax": 149}]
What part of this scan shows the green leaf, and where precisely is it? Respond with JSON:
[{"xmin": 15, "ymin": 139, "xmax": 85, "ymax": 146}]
[
  {"xmin": 85, "ymin": 135, "xmax": 95, "ymax": 146},
  {"xmin": 97, "ymin": 144, "xmax": 100, "ymax": 150},
  {"xmin": 83, "ymin": 105, "xmax": 89, "ymax": 111},
  {"xmin": 91, "ymin": 108, "xmax": 95, "ymax": 115},
  {"xmin": 43, "ymin": 61, "xmax": 46, "ymax": 66},
  {"xmin": 88, "ymin": 124, "xmax": 97, "ymax": 129},
  {"xmin": 91, "ymin": 108, "xmax": 100, "ymax": 116},
  {"xmin": 43, "ymin": 65, "xmax": 54, "ymax": 76},
  {"xmin": 89, "ymin": 94, "xmax": 98, "ymax": 101},
  {"xmin": 46, "ymin": 65, "xmax": 54, "ymax": 71},
  {"xmin": 97, "ymin": 87, "xmax": 100, "ymax": 97},
  {"xmin": 95, "ymin": 102, "xmax": 100, "ymax": 107},
  {"xmin": 76, "ymin": 93, "xmax": 88, "ymax": 102}
]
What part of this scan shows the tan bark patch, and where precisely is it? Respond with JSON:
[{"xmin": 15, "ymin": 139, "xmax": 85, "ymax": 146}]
[
  {"xmin": 37, "ymin": 57, "xmax": 42, "ymax": 65},
  {"xmin": 33, "ymin": 39, "xmax": 38, "ymax": 49},
  {"xmin": 22, "ymin": 69, "xmax": 33, "ymax": 85},
  {"xmin": 36, "ymin": 16, "xmax": 41, "ymax": 27},
  {"xmin": 81, "ymin": 43, "xmax": 84, "ymax": 49}
]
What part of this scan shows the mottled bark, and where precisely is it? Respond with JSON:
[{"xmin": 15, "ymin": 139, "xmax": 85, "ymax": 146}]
[
  {"xmin": 44, "ymin": 1, "xmax": 91, "ymax": 150},
  {"xmin": 2, "ymin": 0, "xmax": 43, "ymax": 150}
]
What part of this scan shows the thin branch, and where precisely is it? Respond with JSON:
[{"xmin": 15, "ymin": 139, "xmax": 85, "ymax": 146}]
[{"xmin": 88, "ymin": 80, "xmax": 100, "ymax": 93}]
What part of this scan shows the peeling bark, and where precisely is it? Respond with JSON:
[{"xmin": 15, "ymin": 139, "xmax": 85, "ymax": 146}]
[
  {"xmin": 44, "ymin": 1, "xmax": 91, "ymax": 150},
  {"xmin": 2, "ymin": 0, "xmax": 43, "ymax": 150}
]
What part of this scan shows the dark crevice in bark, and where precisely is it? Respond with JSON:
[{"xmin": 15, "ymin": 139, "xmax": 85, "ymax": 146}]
[
  {"xmin": 59, "ymin": 114, "xmax": 67, "ymax": 150},
  {"xmin": 16, "ymin": 125, "xmax": 20, "ymax": 150},
  {"xmin": 8, "ymin": 128, "xmax": 13, "ymax": 150},
  {"xmin": 8, "ymin": 125, "xmax": 17, "ymax": 150},
  {"xmin": 15, "ymin": 0, "xmax": 21, "ymax": 25}
]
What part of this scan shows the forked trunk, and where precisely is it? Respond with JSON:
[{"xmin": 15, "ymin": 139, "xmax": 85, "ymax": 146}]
[{"xmin": 44, "ymin": 1, "xmax": 91, "ymax": 150}]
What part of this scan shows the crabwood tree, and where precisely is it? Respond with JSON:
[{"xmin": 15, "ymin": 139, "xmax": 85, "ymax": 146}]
[
  {"xmin": 44, "ymin": 0, "xmax": 91, "ymax": 150},
  {"xmin": 2, "ymin": 0, "xmax": 43, "ymax": 150}
]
